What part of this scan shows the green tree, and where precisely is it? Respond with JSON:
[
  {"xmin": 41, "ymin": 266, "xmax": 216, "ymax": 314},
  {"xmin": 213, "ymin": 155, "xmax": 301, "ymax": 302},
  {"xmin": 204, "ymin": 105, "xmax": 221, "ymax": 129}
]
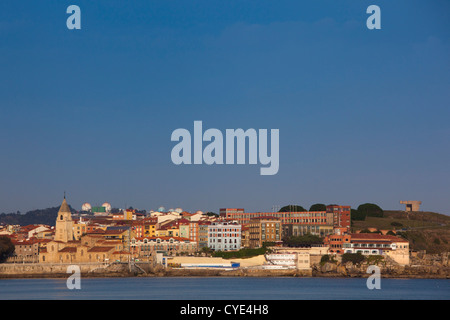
[
  {"xmin": 320, "ymin": 254, "xmax": 330, "ymax": 264},
  {"xmin": 279, "ymin": 205, "xmax": 306, "ymax": 212},
  {"xmin": 351, "ymin": 209, "xmax": 366, "ymax": 221},
  {"xmin": 205, "ymin": 212, "xmax": 219, "ymax": 217},
  {"xmin": 357, "ymin": 203, "xmax": 383, "ymax": 218},
  {"xmin": 309, "ymin": 204, "xmax": 327, "ymax": 211},
  {"xmin": 283, "ymin": 234, "xmax": 323, "ymax": 247},
  {"xmin": 342, "ymin": 252, "xmax": 365, "ymax": 264},
  {"xmin": 0, "ymin": 236, "xmax": 14, "ymax": 263}
]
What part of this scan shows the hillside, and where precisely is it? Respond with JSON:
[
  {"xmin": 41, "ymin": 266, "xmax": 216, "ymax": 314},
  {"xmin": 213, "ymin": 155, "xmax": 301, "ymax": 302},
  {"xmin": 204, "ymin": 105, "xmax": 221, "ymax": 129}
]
[
  {"xmin": 0, "ymin": 206, "xmax": 74, "ymax": 227},
  {"xmin": 352, "ymin": 210, "xmax": 450, "ymax": 254}
]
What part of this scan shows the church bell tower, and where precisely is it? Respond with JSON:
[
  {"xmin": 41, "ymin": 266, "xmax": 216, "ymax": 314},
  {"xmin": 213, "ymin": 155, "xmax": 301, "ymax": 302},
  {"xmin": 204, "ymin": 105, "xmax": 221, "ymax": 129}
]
[{"xmin": 54, "ymin": 195, "xmax": 74, "ymax": 243}]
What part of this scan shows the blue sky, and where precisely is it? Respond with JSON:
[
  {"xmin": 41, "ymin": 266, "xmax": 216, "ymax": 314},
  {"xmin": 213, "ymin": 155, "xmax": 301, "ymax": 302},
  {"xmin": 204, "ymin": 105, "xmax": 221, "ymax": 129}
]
[{"xmin": 1, "ymin": 0, "xmax": 449, "ymax": 214}]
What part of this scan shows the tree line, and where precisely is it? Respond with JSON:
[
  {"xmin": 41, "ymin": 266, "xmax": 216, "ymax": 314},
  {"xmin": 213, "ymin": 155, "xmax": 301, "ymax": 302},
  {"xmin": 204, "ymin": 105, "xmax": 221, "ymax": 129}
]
[{"xmin": 278, "ymin": 203, "xmax": 384, "ymax": 221}]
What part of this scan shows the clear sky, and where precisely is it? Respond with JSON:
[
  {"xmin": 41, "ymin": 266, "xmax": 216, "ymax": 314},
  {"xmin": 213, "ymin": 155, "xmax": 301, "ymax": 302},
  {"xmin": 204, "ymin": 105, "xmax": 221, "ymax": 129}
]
[{"xmin": 1, "ymin": 0, "xmax": 449, "ymax": 215}]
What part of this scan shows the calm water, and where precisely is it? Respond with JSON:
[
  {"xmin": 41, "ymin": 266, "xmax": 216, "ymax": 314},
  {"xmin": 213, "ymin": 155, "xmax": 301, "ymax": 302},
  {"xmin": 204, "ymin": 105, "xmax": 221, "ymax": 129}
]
[{"xmin": 0, "ymin": 277, "xmax": 448, "ymax": 300}]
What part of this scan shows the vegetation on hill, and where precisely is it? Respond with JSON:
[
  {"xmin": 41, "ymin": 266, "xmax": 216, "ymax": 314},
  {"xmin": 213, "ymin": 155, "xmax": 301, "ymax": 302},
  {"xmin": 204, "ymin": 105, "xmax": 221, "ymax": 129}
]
[
  {"xmin": 352, "ymin": 203, "xmax": 384, "ymax": 221},
  {"xmin": 309, "ymin": 204, "xmax": 327, "ymax": 211},
  {"xmin": 0, "ymin": 206, "xmax": 74, "ymax": 227},
  {"xmin": 342, "ymin": 252, "xmax": 365, "ymax": 264},
  {"xmin": 278, "ymin": 205, "xmax": 306, "ymax": 212},
  {"xmin": 353, "ymin": 210, "xmax": 450, "ymax": 254}
]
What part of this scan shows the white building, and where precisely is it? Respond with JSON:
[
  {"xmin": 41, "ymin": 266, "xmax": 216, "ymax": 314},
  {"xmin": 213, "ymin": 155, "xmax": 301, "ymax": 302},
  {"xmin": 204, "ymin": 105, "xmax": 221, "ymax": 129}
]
[
  {"xmin": 208, "ymin": 221, "xmax": 241, "ymax": 251},
  {"xmin": 264, "ymin": 252, "xmax": 311, "ymax": 270}
]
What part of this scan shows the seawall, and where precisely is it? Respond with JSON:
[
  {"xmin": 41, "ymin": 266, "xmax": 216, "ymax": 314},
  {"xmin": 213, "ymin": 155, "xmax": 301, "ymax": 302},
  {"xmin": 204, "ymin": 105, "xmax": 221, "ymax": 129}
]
[
  {"xmin": 1, "ymin": 260, "xmax": 449, "ymax": 279},
  {"xmin": 0, "ymin": 262, "xmax": 137, "ymax": 279}
]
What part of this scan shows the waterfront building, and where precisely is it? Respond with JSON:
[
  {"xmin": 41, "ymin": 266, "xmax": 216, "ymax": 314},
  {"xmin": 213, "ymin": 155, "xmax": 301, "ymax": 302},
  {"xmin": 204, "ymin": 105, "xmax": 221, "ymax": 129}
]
[
  {"xmin": 268, "ymin": 245, "xmax": 329, "ymax": 267},
  {"xmin": 7, "ymin": 239, "xmax": 41, "ymax": 263},
  {"xmin": 324, "ymin": 233, "xmax": 410, "ymax": 265},
  {"xmin": 39, "ymin": 197, "xmax": 132, "ymax": 263},
  {"xmin": 248, "ymin": 217, "xmax": 281, "ymax": 248},
  {"xmin": 263, "ymin": 252, "xmax": 311, "ymax": 270},
  {"xmin": 208, "ymin": 221, "xmax": 241, "ymax": 251},
  {"xmin": 241, "ymin": 225, "xmax": 250, "ymax": 248},
  {"xmin": 130, "ymin": 236, "xmax": 197, "ymax": 257},
  {"xmin": 198, "ymin": 221, "xmax": 211, "ymax": 249}
]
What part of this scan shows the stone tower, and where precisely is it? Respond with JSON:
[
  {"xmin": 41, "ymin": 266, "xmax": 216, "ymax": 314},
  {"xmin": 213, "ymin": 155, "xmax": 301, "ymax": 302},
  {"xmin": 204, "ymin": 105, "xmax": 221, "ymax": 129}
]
[{"xmin": 54, "ymin": 196, "xmax": 74, "ymax": 243}]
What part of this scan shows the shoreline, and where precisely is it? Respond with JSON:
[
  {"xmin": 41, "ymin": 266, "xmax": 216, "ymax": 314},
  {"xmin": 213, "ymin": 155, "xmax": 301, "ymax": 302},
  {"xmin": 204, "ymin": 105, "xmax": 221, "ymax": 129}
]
[{"xmin": 1, "ymin": 268, "xmax": 449, "ymax": 280}]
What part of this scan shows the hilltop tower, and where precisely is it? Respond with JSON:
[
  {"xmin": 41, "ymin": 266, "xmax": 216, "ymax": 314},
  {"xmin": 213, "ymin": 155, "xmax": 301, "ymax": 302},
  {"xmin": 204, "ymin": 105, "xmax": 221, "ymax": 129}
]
[{"xmin": 54, "ymin": 196, "xmax": 74, "ymax": 243}]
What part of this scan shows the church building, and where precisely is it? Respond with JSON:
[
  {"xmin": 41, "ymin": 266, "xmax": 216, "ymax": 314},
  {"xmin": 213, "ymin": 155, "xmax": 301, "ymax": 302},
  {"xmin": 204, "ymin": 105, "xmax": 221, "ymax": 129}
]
[{"xmin": 39, "ymin": 196, "xmax": 131, "ymax": 263}]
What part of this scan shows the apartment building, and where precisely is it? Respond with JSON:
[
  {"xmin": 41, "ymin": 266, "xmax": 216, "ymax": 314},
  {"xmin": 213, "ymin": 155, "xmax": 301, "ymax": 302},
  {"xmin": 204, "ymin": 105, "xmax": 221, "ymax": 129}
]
[
  {"xmin": 248, "ymin": 216, "xmax": 282, "ymax": 248},
  {"xmin": 208, "ymin": 221, "xmax": 241, "ymax": 251}
]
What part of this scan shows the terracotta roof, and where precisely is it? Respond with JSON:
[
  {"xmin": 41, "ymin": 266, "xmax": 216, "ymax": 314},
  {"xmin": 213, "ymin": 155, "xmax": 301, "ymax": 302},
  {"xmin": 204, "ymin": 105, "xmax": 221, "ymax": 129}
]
[
  {"xmin": 104, "ymin": 229, "xmax": 126, "ymax": 235},
  {"xmin": 58, "ymin": 247, "xmax": 77, "ymax": 253},
  {"xmin": 112, "ymin": 251, "xmax": 130, "ymax": 255},
  {"xmin": 12, "ymin": 239, "xmax": 40, "ymax": 245},
  {"xmin": 350, "ymin": 233, "xmax": 408, "ymax": 243},
  {"xmin": 88, "ymin": 246, "xmax": 115, "ymax": 253}
]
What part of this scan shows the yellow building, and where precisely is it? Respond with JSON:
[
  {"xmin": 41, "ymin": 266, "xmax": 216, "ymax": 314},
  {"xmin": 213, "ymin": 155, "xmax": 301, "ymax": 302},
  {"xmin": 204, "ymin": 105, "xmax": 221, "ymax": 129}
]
[
  {"xmin": 73, "ymin": 221, "xmax": 87, "ymax": 240},
  {"xmin": 124, "ymin": 209, "xmax": 134, "ymax": 220}
]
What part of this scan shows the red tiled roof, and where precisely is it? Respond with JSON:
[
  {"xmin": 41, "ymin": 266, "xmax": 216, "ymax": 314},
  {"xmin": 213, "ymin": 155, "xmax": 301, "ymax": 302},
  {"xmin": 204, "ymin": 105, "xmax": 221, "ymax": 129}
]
[
  {"xmin": 58, "ymin": 247, "xmax": 77, "ymax": 253},
  {"xmin": 12, "ymin": 239, "xmax": 40, "ymax": 245},
  {"xmin": 350, "ymin": 233, "xmax": 408, "ymax": 243},
  {"xmin": 88, "ymin": 246, "xmax": 115, "ymax": 253},
  {"xmin": 112, "ymin": 251, "xmax": 130, "ymax": 255}
]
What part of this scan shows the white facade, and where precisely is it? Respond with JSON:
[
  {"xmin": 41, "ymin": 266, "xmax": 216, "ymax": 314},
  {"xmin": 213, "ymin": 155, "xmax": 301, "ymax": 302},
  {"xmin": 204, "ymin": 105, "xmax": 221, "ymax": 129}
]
[
  {"xmin": 208, "ymin": 222, "xmax": 241, "ymax": 251},
  {"xmin": 265, "ymin": 253, "xmax": 296, "ymax": 266},
  {"xmin": 264, "ymin": 252, "xmax": 311, "ymax": 270}
]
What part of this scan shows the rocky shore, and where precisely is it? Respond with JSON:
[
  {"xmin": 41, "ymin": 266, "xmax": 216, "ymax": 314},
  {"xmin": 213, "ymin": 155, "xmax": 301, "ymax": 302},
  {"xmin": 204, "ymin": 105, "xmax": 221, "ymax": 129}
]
[
  {"xmin": 1, "ymin": 263, "xmax": 449, "ymax": 279},
  {"xmin": 1, "ymin": 251, "xmax": 448, "ymax": 279}
]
